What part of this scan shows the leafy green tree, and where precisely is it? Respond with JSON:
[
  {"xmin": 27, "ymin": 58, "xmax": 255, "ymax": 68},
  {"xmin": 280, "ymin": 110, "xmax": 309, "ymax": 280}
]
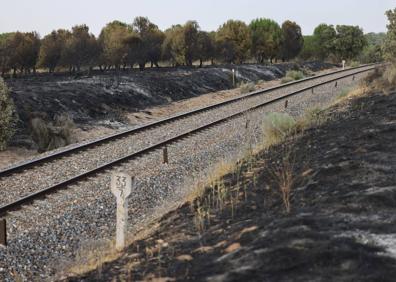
[
  {"xmin": 383, "ymin": 8, "xmax": 396, "ymax": 62},
  {"xmin": 38, "ymin": 29, "xmax": 69, "ymax": 72},
  {"xmin": 0, "ymin": 78, "xmax": 15, "ymax": 150},
  {"xmin": 162, "ymin": 21, "xmax": 200, "ymax": 66},
  {"xmin": 298, "ymin": 35, "xmax": 316, "ymax": 60},
  {"xmin": 7, "ymin": 32, "xmax": 41, "ymax": 74},
  {"xmin": 249, "ymin": 18, "xmax": 281, "ymax": 63},
  {"xmin": 162, "ymin": 25, "xmax": 185, "ymax": 66},
  {"xmin": 333, "ymin": 25, "xmax": 366, "ymax": 60},
  {"xmin": 312, "ymin": 24, "xmax": 336, "ymax": 60},
  {"xmin": 60, "ymin": 25, "xmax": 98, "ymax": 72},
  {"xmin": 98, "ymin": 21, "xmax": 133, "ymax": 69},
  {"xmin": 359, "ymin": 33, "xmax": 385, "ymax": 63},
  {"xmin": 130, "ymin": 17, "xmax": 165, "ymax": 69},
  {"xmin": 196, "ymin": 31, "xmax": 215, "ymax": 66},
  {"xmin": 216, "ymin": 20, "xmax": 251, "ymax": 64},
  {"xmin": 279, "ymin": 20, "xmax": 304, "ymax": 61}
]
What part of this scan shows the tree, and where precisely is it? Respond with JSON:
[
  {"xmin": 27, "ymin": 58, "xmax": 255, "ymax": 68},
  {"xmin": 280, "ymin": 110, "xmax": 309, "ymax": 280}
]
[
  {"xmin": 7, "ymin": 32, "xmax": 41, "ymax": 74},
  {"xmin": 298, "ymin": 35, "xmax": 316, "ymax": 60},
  {"xmin": 60, "ymin": 25, "xmax": 98, "ymax": 72},
  {"xmin": 130, "ymin": 17, "xmax": 165, "ymax": 69},
  {"xmin": 216, "ymin": 20, "xmax": 251, "ymax": 64},
  {"xmin": 162, "ymin": 25, "xmax": 184, "ymax": 66},
  {"xmin": 196, "ymin": 31, "xmax": 215, "ymax": 67},
  {"xmin": 0, "ymin": 33, "xmax": 14, "ymax": 76},
  {"xmin": 312, "ymin": 24, "xmax": 336, "ymax": 60},
  {"xmin": 359, "ymin": 33, "xmax": 386, "ymax": 63},
  {"xmin": 249, "ymin": 18, "xmax": 281, "ymax": 63},
  {"xmin": 279, "ymin": 20, "xmax": 304, "ymax": 61},
  {"xmin": 0, "ymin": 78, "xmax": 15, "ymax": 150},
  {"xmin": 162, "ymin": 21, "xmax": 200, "ymax": 66},
  {"xmin": 38, "ymin": 29, "xmax": 69, "ymax": 73},
  {"xmin": 383, "ymin": 8, "xmax": 396, "ymax": 62},
  {"xmin": 333, "ymin": 25, "xmax": 366, "ymax": 60},
  {"xmin": 98, "ymin": 21, "xmax": 133, "ymax": 70}
]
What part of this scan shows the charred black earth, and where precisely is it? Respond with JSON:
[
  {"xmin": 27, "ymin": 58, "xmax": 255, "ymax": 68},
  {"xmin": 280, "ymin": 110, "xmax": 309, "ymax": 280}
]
[
  {"xmin": 6, "ymin": 62, "xmax": 332, "ymax": 148},
  {"xmin": 70, "ymin": 89, "xmax": 396, "ymax": 282}
]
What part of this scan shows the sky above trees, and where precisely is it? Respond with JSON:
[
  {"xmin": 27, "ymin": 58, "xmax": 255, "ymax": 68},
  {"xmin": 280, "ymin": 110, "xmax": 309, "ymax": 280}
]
[{"xmin": 0, "ymin": 0, "xmax": 394, "ymax": 36}]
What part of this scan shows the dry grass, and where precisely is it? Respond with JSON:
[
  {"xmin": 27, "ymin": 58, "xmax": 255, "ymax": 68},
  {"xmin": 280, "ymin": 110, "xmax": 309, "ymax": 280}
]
[
  {"xmin": 269, "ymin": 151, "xmax": 296, "ymax": 213},
  {"xmin": 362, "ymin": 65, "xmax": 396, "ymax": 95},
  {"xmin": 262, "ymin": 112, "xmax": 297, "ymax": 147},
  {"xmin": 63, "ymin": 221, "xmax": 161, "ymax": 278}
]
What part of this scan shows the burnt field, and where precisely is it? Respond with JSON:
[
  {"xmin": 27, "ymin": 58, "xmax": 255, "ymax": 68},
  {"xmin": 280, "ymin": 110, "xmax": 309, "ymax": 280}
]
[
  {"xmin": 70, "ymin": 88, "xmax": 396, "ymax": 282},
  {"xmin": 6, "ymin": 62, "xmax": 332, "ymax": 149}
]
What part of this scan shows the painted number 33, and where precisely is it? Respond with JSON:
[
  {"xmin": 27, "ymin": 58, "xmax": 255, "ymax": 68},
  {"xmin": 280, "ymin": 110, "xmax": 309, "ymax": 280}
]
[{"xmin": 116, "ymin": 176, "xmax": 127, "ymax": 188}]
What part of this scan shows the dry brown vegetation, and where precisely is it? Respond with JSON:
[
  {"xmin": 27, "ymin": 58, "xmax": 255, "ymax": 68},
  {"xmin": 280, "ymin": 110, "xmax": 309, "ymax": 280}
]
[{"xmin": 30, "ymin": 114, "xmax": 75, "ymax": 152}]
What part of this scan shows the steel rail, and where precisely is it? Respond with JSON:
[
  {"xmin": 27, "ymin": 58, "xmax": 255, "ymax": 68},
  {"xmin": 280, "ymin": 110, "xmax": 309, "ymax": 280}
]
[
  {"xmin": 0, "ymin": 64, "xmax": 377, "ymax": 177},
  {"xmin": 0, "ymin": 65, "xmax": 378, "ymax": 216}
]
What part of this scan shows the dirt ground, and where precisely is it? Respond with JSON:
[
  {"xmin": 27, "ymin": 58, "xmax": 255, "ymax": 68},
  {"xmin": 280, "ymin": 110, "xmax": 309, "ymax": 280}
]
[
  {"xmin": 0, "ymin": 67, "xmax": 336, "ymax": 170},
  {"xmin": 67, "ymin": 88, "xmax": 396, "ymax": 281}
]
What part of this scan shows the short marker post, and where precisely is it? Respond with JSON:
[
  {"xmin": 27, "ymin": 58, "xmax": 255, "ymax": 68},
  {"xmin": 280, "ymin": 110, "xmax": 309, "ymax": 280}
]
[
  {"xmin": 163, "ymin": 146, "xmax": 169, "ymax": 164},
  {"xmin": 284, "ymin": 100, "xmax": 288, "ymax": 109},
  {"xmin": 0, "ymin": 219, "xmax": 6, "ymax": 247},
  {"xmin": 111, "ymin": 173, "xmax": 133, "ymax": 251}
]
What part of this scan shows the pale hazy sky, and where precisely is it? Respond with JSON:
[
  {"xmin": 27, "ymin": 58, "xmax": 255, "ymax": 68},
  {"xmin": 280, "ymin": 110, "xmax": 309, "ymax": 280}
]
[{"xmin": 0, "ymin": 0, "xmax": 394, "ymax": 37}]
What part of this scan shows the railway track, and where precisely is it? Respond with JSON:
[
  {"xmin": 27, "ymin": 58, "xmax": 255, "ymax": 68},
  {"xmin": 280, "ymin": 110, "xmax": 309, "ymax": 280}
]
[{"xmin": 0, "ymin": 64, "xmax": 378, "ymax": 216}]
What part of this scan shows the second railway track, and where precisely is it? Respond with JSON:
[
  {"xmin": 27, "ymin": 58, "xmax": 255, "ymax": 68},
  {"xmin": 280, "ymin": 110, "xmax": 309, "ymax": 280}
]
[{"xmin": 0, "ymin": 64, "xmax": 378, "ymax": 215}]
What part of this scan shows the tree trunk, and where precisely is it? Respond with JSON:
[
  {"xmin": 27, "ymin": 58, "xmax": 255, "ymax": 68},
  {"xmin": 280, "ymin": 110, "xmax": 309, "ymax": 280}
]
[{"xmin": 199, "ymin": 59, "xmax": 203, "ymax": 68}]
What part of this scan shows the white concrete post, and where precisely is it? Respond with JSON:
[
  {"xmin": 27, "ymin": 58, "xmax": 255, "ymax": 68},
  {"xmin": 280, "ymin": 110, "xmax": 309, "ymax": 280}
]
[
  {"xmin": 342, "ymin": 60, "xmax": 346, "ymax": 70},
  {"xmin": 232, "ymin": 69, "xmax": 235, "ymax": 87},
  {"xmin": 111, "ymin": 172, "xmax": 133, "ymax": 251}
]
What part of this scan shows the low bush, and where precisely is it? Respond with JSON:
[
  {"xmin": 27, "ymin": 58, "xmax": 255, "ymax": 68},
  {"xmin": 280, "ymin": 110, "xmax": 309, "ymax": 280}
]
[
  {"xmin": 239, "ymin": 82, "xmax": 255, "ymax": 94},
  {"xmin": 31, "ymin": 114, "xmax": 75, "ymax": 152},
  {"xmin": 348, "ymin": 61, "xmax": 360, "ymax": 68},
  {"xmin": 0, "ymin": 78, "xmax": 16, "ymax": 151},
  {"xmin": 281, "ymin": 70, "xmax": 304, "ymax": 84}
]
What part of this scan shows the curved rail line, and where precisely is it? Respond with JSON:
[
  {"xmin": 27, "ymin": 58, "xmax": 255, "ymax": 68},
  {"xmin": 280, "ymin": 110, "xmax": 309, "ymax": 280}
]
[
  {"xmin": 0, "ymin": 64, "xmax": 380, "ymax": 216},
  {"xmin": 0, "ymin": 64, "xmax": 376, "ymax": 178}
]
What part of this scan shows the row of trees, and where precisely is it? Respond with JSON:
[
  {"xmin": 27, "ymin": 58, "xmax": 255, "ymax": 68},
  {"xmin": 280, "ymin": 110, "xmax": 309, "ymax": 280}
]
[
  {"xmin": 299, "ymin": 24, "xmax": 371, "ymax": 62},
  {"xmin": 0, "ymin": 16, "xmax": 376, "ymax": 76},
  {"xmin": 0, "ymin": 17, "xmax": 303, "ymax": 75}
]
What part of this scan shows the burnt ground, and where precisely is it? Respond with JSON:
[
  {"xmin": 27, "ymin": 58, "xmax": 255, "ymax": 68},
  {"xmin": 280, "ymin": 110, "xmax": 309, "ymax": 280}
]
[
  {"xmin": 67, "ymin": 88, "xmax": 396, "ymax": 281},
  {"xmin": 5, "ymin": 62, "xmax": 332, "ymax": 149}
]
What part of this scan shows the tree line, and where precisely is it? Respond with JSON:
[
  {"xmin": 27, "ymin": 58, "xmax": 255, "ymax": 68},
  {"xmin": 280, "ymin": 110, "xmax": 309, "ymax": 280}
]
[{"xmin": 0, "ymin": 16, "xmax": 373, "ymax": 76}]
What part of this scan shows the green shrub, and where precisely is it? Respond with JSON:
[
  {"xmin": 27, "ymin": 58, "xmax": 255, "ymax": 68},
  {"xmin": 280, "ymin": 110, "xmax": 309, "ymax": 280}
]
[
  {"xmin": 0, "ymin": 78, "xmax": 16, "ymax": 151},
  {"xmin": 337, "ymin": 86, "xmax": 353, "ymax": 100},
  {"xmin": 348, "ymin": 61, "xmax": 360, "ymax": 68},
  {"xmin": 262, "ymin": 112, "xmax": 296, "ymax": 147},
  {"xmin": 281, "ymin": 70, "xmax": 305, "ymax": 84}
]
